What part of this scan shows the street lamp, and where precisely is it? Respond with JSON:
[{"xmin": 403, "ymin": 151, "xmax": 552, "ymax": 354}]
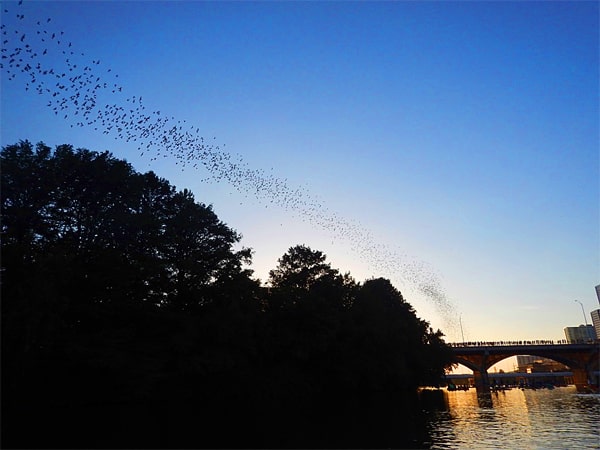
[{"xmin": 574, "ymin": 300, "xmax": 588, "ymax": 326}]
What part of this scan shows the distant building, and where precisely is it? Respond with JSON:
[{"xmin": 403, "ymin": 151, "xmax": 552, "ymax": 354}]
[
  {"xmin": 596, "ymin": 284, "xmax": 600, "ymax": 305},
  {"xmin": 591, "ymin": 309, "xmax": 600, "ymax": 340},
  {"xmin": 564, "ymin": 325, "xmax": 596, "ymax": 343}
]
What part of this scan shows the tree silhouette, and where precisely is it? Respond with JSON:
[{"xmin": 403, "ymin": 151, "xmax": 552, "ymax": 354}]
[
  {"xmin": 1, "ymin": 140, "xmax": 259, "ymax": 448},
  {"xmin": 269, "ymin": 244, "xmax": 337, "ymax": 290},
  {"xmin": 1, "ymin": 141, "xmax": 451, "ymax": 449}
]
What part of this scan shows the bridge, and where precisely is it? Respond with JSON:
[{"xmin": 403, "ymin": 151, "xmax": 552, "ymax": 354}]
[{"xmin": 448, "ymin": 341, "xmax": 600, "ymax": 393}]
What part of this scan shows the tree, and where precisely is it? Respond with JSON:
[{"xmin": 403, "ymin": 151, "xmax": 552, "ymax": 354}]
[
  {"xmin": 264, "ymin": 244, "xmax": 354, "ymax": 358},
  {"xmin": 350, "ymin": 278, "xmax": 454, "ymax": 391},
  {"xmin": 268, "ymin": 244, "xmax": 337, "ymax": 290},
  {"xmin": 268, "ymin": 244, "xmax": 349, "ymax": 306},
  {"xmin": 1, "ymin": 140, "xmax": 253, "ymax": 312},
  {"xmin": 160, "ymin": 188, "xmax": 253, "ymax": 310},
  {"xmin": 0, "ymin": 140, "xmax": 53, "ymax": 252},
  {"xmin": 1, "ymin": 140, "xmax": 453, "ymax": 448},
  {"xmin": 1, "ymin": 140, "xmax": 259, "ymax": 449}
]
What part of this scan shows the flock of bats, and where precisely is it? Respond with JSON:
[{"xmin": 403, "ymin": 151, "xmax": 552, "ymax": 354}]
[{"xmin": 2, "ymin": 0, "xmax": 459, "ymax": 335}]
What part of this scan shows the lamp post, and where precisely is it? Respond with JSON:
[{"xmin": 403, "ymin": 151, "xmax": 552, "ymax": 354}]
[
  {"xmin": 459, "ymin": 314, "xmax": 465, "ymax": 344},
  {"xmin": 574, "ymin": 300, "xmax": 588, "ymax": 326}
]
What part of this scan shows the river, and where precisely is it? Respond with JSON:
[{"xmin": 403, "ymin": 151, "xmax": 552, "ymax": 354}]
[{"xmin": 422, "ymin": 386, "xmax": 600, "ymax": 449}]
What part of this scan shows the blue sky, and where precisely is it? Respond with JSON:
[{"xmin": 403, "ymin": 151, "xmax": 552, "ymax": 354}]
[{"xmin": 2, "ymin": 1, "xmax": 598, "ymax": 353}]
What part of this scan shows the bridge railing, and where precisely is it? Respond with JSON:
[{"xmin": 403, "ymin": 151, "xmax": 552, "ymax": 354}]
[{"xmin": 447, "ymin": 339, "xmax": 587, "ymax": 347}]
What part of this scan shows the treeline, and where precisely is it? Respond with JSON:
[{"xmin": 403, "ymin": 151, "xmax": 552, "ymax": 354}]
[{"xmin": 1, "ymin": 141, "xmax": 454, "ymax": 449}]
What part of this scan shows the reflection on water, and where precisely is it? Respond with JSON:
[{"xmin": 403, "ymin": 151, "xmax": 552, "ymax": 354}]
[{"xmin": 427, "ymin": 386, "xmax": 600, "ymax": 449}]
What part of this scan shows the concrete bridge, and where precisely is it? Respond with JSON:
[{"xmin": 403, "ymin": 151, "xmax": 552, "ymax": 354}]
[{"xmin": 449, "ymin": 341, "xmax": 600, "ymax": 393}]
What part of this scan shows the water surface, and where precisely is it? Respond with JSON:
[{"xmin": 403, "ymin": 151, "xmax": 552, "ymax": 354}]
[{"xmin": 426, "ymin": 386, "xmax": 600, "ymax": 449}]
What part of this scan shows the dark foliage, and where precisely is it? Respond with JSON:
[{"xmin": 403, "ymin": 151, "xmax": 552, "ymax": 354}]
[{"xmin": 1, "ymin": 140, "xmax": 454, "ymax": 449}]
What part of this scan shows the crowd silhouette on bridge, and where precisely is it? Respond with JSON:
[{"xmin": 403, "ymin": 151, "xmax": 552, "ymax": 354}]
[{"xmin": 449, "ymin": 339, "xmax": 574, "ymax": 347}]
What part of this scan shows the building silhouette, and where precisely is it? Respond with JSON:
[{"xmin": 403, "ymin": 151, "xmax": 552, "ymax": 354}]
[
  {"xmin": 590, "ymin": 309, "xmax": 600, "ymax": 340},
  {"xmin": 563, "ymin": 325, "xmax": 596, "ymax": 343}
]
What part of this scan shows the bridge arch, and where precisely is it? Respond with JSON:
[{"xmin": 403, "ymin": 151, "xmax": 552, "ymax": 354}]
[
  {"xmin": 452, "ymin": 358, "xmax": 481, "ymax": 373},
  {"xmin": 453, "ymin": 352, "xmax": 578, "ymax": 373}
]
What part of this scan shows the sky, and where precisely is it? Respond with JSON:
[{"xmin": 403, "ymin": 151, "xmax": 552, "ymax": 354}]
[{"xmin": 2, "ymin": 0, "xmax": 599, "ymax": 365}]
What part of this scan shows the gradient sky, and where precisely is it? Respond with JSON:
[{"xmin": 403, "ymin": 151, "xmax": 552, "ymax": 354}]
[{"xmin": 2, "ymin": 0, "xmax": 598, "ymax": 359}]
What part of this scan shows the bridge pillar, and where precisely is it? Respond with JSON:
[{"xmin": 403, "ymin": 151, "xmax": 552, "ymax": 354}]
[
  {"xmin": 572, "ymin": 368, "xmax": 590, "ymax": 393},
  {"xmin": 473, "ymin": 369, "xmax": 490, "ymax": 393}
]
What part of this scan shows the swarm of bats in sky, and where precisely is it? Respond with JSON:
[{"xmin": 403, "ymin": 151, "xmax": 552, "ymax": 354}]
[{"xmin": 1, "ymin": 0, "xmax": 458, "ymax": 333}]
